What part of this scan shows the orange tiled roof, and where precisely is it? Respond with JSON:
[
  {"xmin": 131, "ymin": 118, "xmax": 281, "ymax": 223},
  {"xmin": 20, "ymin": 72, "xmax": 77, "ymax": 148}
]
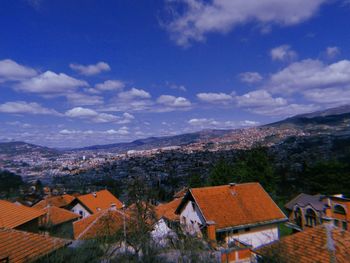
[
  {"xmin": 0, "ymin": 200, "xmax": 45, "ymax": 229},
  {"xmin": 156, "ymin": 198, "xmax": 182, "ymax": 221},
  {"xmin": 32, "ymin": 194, "xmax": 75, "ymax": 209},
  {"xmin": 76, "ymin": 190, "xmax": 123, "ymax": 214},
  {"xmin": 0, "ymin": 228, "xmax": 70, "ymax": 263},
  {"xmin": 41, "ymin": 205, "xmax": 80, "ymax": 227},
  {"xmin": 180, "ymin": 183, "xmax": 286, "ymax": 230},
  {"xmin": 73, "ymin": 209, "xmax": 126, "ymax": 240},
  {"xmin": 256, "ymin": 224, "xmax": 350, "ymax": 263}
]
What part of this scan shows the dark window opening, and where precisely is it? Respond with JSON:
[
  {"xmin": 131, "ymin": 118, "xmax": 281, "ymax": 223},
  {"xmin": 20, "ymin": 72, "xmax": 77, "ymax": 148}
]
[
  {"xmin": 334, "ymin": 205, "xmax": 346, "ymax": 215},
  {"xmin": 305, "ymin": 209, "xmax": 317, "ymax": 227}
]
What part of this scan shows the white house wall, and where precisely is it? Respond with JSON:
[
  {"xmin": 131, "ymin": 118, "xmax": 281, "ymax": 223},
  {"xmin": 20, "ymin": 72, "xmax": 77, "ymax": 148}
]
[
  {"xmin": 71, "ymin": 203, "xmax": 91, "ymax": 218},
  {"xmin": 180, "ymin": 201, "xmax": 205, "ymax": 234},
  {"xmin": 226, "ymin": 224, "xmax": 279, "ymax": 248}
]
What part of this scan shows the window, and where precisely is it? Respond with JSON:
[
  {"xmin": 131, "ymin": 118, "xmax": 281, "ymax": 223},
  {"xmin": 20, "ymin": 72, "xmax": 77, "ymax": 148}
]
[
  {"xmin": 245, "ymin": 227, "xmax": 251, "ymax": 232},
  {"xmin": 305, "ymin": 209, "xmax": 317, "ymax": 227},
  {"xmin": 334, "ymin": 219, "xmax": 339, "ymax": 227},
  {"xmin": 233, "ymin": 229, "xmax": 238, "ymax": 234},
  {"xmin": 294, "ymin": 207, "xmax": 303, "ymax": 227},
  {"xmin": 79, "ymin": 210, "xmax": 83, "ymax": 217},
  {"xmin": 342, "ymin": 221, "xmax": 348, "ymax": 230},
  {"xmin": 333, "ymin": 205, "xmax": 346, "ymax": 215}
]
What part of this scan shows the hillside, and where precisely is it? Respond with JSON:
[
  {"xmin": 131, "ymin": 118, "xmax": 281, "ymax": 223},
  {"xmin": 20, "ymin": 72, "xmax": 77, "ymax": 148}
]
[{"xmin": 0, "ymin": 141, "xmax": 60, "ymax": 157}]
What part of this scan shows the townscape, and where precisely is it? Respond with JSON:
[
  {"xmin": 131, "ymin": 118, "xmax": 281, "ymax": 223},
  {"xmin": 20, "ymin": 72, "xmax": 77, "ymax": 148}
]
[{"xmin": 2, "ymin": 0, "xmax": 350, "ymax": 262}]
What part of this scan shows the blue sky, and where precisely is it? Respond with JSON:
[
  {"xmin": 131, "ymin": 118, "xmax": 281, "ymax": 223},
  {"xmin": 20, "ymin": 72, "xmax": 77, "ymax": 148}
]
[{"xmin": 1, "ymin": 0, "xmax": 350, "ymax": 147}]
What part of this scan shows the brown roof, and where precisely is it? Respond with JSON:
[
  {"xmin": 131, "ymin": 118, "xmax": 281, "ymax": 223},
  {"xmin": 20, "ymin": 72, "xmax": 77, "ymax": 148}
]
[
  {"xmin": 178, "ymin": 183, "xmax": 286, "ymax": 230},
  {"xmin": 0, "ymin": 228, "xmax": 70, "ymax": 263},
  {"xmin": 256, "ymin": 224, "xmax": 350, "ymax": 263},
  {"xmin": 0, "ymin": 200, "xmax": 45, "ymax": 229},
  {"xmin": 32, "ymin": 194, "xmax": 75, "ymax": 209},
  {"xmin": 156, "ymin": 198, "xmax": 182, "ymax": 221},
  {"xmin": 73, "ymin": 209, "xmax": 126, "ymax": 240},
  {"xmin": 41, "ymin": 206, "xmax": 80, "ymax": 227},
  {"xmin": 76, "ymin": 190, "xmax": 123, "ymax": 214}
]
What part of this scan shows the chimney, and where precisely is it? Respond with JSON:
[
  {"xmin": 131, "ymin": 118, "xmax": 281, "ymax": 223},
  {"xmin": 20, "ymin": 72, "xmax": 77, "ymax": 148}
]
[
  {"xmin": 92, "ymin": 192, "xmax": 97, "ymax": 197},
  {"xmin": 229, "ymin": 183, "xmax": 236, "ymax": 187},
  {"xmin": 207, "ymin": 221, "xmax": 217, "ymax": 243}
]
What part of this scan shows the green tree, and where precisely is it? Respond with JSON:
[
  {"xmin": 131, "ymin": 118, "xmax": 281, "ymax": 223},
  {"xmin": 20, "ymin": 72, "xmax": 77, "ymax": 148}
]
[
  {"xmin": 232, "ymin": 147, "xmax": 277, "ymax": 196},
  {"xmin": 208, "ymin": 159, "xmax": 236, "ymax": 186}
]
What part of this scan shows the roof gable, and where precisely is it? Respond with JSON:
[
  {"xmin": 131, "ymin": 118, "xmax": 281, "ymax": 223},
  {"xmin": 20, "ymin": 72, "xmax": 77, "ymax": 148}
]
[
  {"xmin": 33, "ymin": 194, "xmax": 75, "ymax": 209},
  {"xmin": 0, "ymin": 200, "xmax": 45, "ymax": 229},
  {"xmin": 76, "ymin": 190, "xmax": 123, "ymax": 214},
  {"xmin": 178, "ymin": 183, "xmax": 287, "ymax": 230},
  {"xmin": 73, "ymin": 209, "xmax": 126, "ymax": 240},
  {"xmin": 41, "ymin": 206, "xmax": 80, "ymax": 227}
]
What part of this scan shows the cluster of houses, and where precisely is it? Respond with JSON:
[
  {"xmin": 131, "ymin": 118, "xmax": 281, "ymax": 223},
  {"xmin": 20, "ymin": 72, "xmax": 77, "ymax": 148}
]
[{"xmin": 1, "ymin": 183, "xmax": 350, "ymax": 262}]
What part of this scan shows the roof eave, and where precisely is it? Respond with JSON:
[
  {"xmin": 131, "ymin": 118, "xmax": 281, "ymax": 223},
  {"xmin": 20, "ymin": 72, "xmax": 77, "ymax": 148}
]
[{"xmin": 215, "ymin": 217, "xmax": 288, "ymax": 233}]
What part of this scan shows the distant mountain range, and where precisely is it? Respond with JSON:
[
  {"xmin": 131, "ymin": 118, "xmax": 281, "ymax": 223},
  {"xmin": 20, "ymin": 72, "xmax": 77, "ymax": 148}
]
[{"xmin": 1, "ymin": 105, "xmax": 350, "ymax": 156}]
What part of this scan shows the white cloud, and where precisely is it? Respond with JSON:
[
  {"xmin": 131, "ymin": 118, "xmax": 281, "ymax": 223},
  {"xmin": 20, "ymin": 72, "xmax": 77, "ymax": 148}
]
[
  {"xmin": 69, "ymin": 61, "xmax": 111, "ymax": 76},
  {"xmin": 0, "ymin": 59, "xmax": 37, "ymax": 82},
  {"xmin": 0, "ymin": 101, "xmax": 60, "ymax": 115},
  {"xmin": 165, "ymin": 0, "xmax": 325, "ymax": 46},
  {"xmin": 235, "ymin": 90, "xmax": 287, "ymax": 108},
  {"xmin": 65, "ymin": 107, "xmax": 134, "ymax": 124},
  {"xmin": 325, "ymin": 46, "xmax": 340, "ymax": 59},
  {"xmin": 95, "ymin": 80, "xmax": 125, "ymax": 91},
  {"xmin": 65, "ymin": 107, "xmax": 97, "ymax": 118},
  {"xmin": 248, "ymin": 103, "xmax": 319, "ymax": 116},
  {"xmin": 239, "ymin": 72, "xmax": 263, "ymax": 83},
  {"xmin": 118, "ymin": 88, "xmax": 151, "ymax": 100},
  {"xmin": 15, "ymin": 71, "xmax": 88, "ymax": 94},
  {"xmin": 168, "ymin": 83, "xmax": 187, "ymax": 92},
  {"xmin": 157, "ymin": 95, "xmax": 191, "ymax": 107},
  {"xmin": 188, "ymin": 118, "xmax": 259, "ymax": 129},
  {"xmin": 303, "ymin": 88, "xmax": 350, "ymax": 106},
  {"xmin": 196, "ymin": 92, "xmax": 233, "ymax": 104},
  {"xmin": 268, "ymin": 59, "xmax": 350, "ymax": 95},
  {"xmin": 105, "ymin": 126, "xmax": 129, "ymax": 135},
  {"xmin": 270, "ymin": 45, "xmax": 298, "ymax": 61}
]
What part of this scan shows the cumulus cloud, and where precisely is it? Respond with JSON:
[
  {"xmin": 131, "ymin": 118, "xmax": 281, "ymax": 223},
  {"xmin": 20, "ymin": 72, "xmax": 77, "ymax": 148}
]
[
  {"xmin": 268, "ymin": 59, "xmax": 350, "ymax": 95},
  {"xmin": 270, "ymin": 45, "xmax": 298, "ymax": 61},
  {"xmin": 188, "ymin": 118, "xmax": 259, "ymax": 129},
  {"xmin": 235, "ymin": 90, "xmax": 287, "ymax": 108},
  {"xmin": 59, "ymin": 127, "xmax": 130, "ymax": 136},
  {"xmin": 95, "ymin": 80, "xmax": 125, "ymax": 92},
  {"xmin": 118, "ymin": 88, "xmax": 151, "ymax": 100},
  {"xmin": 157, "ymin": 95, "xmax": 191, "ymax": 108},
  {"xmin": 197, "ymin": 92, "xmax": 233, "ymax": 104},
  {"xmin": 15, "ymin": 71, "xmax": 88, "ymax": 94},
  {"xmin": 248, "ymin": 103, "xmax": 319, "ymax": 116},
  {"xmin": 0, "ymin": 59, "xmax": 37, "ymax": 82},
  {"xmin": 65, "ymin": 107, "xmax": 134, "ymax": 124},
  {"xmin": 325, "ymin": 46, "xmax": 340, "ymax": 59},
  {"xmin": 164, "ymin": 0, "xmax": 325, "ymax": 46},
  {"xmin": 0, "ymin": 101, "xmax": 60, "ymax": 115},
  {"xmin": 69, "ymin": 61, "xmax": 111, "ymax": 76},
  {"xmin": 239, "ymin": 72, "xmax": 263, "ymax": 83}
]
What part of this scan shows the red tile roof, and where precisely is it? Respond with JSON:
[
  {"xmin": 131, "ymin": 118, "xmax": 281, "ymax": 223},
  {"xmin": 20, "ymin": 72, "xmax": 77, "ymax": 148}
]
[
  {"xmin": 32, "ymin": 194, "xmax": 75, "ymax": 209},
  {"xmin": 76, "ymin": 190, "xmax": 123, "ymax": 214},
  {"xmin": 256, "ymin": 224, "xmax": 350, "ymax": 263},
  {"xmin": 156, "ymin": 198, "xmax": 182, "ymax": 221},
  {"xmin": 41, "ymin": 206, "xmax": 80, "ymax": 227},
  {"xmin": 0, "ymin": 200, "xmax": 45, "ymax": 229},
  {"xmin": 178, "ymin": 183, "xmax": 286, "ymax": 230},
  {"xmin": 73, "ymin": 209, "xmax": 126, "ymax": 240},
  {"xmin": 0, "ymin": 228, "xmax": 70, "ymax": 263}
]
